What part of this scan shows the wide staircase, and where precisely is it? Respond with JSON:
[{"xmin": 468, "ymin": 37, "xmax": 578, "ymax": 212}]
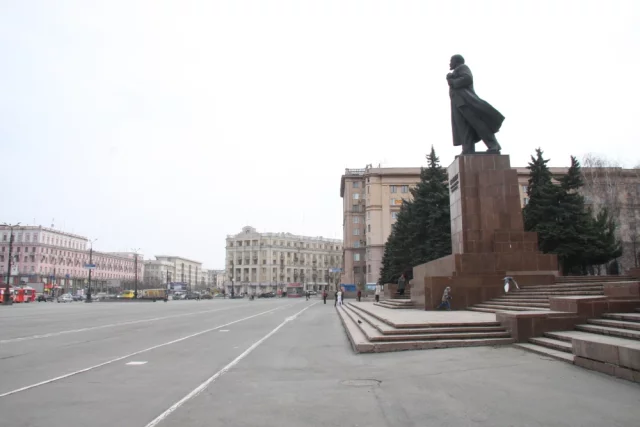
[
  {"xmin": 374, "ymin": 287, "xmax": 415, "ymax": 309},
  {"xmin": 336, "ymin": 302, "xmax": 513, "ymax": 353},
  {"xmin": 468, "ymin": 279, "xmax": 611, "ymax": 313},
  {"xmin": 515, "ymin": 308, "xmax": 640, "ymax": 382}
]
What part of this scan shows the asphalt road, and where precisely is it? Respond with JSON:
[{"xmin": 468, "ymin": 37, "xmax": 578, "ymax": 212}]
[{"xmin": 1, "ymin": 298, "xmax": 639, "ymax": 427}]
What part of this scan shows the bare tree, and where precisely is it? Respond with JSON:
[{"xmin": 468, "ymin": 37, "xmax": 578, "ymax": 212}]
[{"xmin": 581, "ymin": 154, "xmax": 640, "ymax": 273}]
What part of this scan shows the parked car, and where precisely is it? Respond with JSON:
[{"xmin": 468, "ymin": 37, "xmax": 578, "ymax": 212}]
[
  {"xmin": 185, "ymin": 292, "xmax": 201, "ymax": 300},
  {"xmin": 37, "ymin": 294, "xmax": 54, "ymax": 302},
  {"xmin": 73, "ymin": 294, "xmax": 84, "ymax": 302},
  {"xmin": 201, "ymin": 294, "xmax": 213, "ymax": 300},
  {"xmin": 57, "ymin": 294, "xmax": 73, "ymax": 303}
]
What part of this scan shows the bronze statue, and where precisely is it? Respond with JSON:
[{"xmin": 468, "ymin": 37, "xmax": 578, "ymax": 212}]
[{"xmin": 447, "ymin": 54, "xmax": 504, "ymax": 155}]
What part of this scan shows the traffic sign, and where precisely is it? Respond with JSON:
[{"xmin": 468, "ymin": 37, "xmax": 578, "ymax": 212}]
[{"xmin": 84, "ymin": 264, "xmax": 96, "ymax": 269}]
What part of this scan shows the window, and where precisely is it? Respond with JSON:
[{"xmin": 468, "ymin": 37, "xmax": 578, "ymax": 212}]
[
  {"xmin": 522, "ymin": 185, "xmax": 528, "ymax": 193},
  {"xmin": 353, "ymin": 193, "xmax": 360, "ymax": 200},
  {"xmin": 391, "ymin": 212, "xmax": 399, "ymax": 220},
  {"xmin": 353, "ymin": 241, "xmax": 360, "ymax": 248},
  {"xmin": 353, "ymin": 217, "xmax": 360, "ymax": 224},
  {"xmin": 366, "ymin": 211, "xmax": 370, "ymax": 220},
  {"xmin": 26, "ymin": 234, "xmax": 30, "ymax": 242},
  {"xmin": 390, "ymin": 198, "xmax": 402, "ymax": 206},
  {"xmin": 523, "ymin": 198, "xmax": 529, "ymax": 206},
  {"xmin": 354, "ymin": 266, "xmax": 361, "ymax": 274},
  {"xmin": 368, "ymin": 265, "xmax": 371, "ymax": 273},
  {"xmin": 390, "ymin": 185, "xmax": 397, "ymax": 193},
  {"xmin": 17, "ymin": 234, "xmax": 22, "ymax": 242},
  {"xmin": 354, "ymin": 253, "xmax": 360, "ymax": 261},
  {"xmin": 353, "ymin": 229, "xmax": 360, "ymax": 236},
  {"xmin": 401, "ymin": 185, "xmax": 408, "ymax": 193},
  {"xmin": 352, "ymin": 182, "xmax": 359, "ymax": 188},
  {"xmin": 366, "ymin": 185, "xmax": 369, "ymax": 194},
  {"xmin": 352, "ymin": 204, "xmax": 360, "ymax": 212},
  {"xmin": 367, "ymin": 224, "xmax": 371, "ymax": 232},
  {"xmin": 2, "ymin": 234, "xmax": 6, "ymax": 241}
]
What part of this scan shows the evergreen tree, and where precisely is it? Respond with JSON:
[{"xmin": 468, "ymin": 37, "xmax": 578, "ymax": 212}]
[
  {"xmin": 406, "ymin": 146, "xmax": 451, "ymax": 266},
  {"xmin": 524, "ymin": 151, "xmax": 624, "ymax": 275},
  {"xmin": 523, "ymin": 148, "xmax": 562, "ymax": 254},
  {"xmin": 379, "ymin": 146, "xmax": 451, "ymax": 283}
]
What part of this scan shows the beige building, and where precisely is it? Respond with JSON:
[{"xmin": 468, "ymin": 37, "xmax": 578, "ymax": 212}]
[
  {"xmin": 225, "ymin": 226, "xmax": 342, "ymax": 294},
  {"xmin": 340, "ymin": 166, "xmax": 422, "ymax": 286},
  {"xmin": 154, "ymin": 255, "xmax": 202, "ymax": 288},
  {"xmin": 143, "ymin": 259, "xmax": 175, "ymax": 287}
]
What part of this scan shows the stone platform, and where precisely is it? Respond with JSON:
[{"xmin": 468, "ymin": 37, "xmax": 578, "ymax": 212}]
[{"xmin": 336, "ymin": 302, "xmax": 513, "ymax": 353}]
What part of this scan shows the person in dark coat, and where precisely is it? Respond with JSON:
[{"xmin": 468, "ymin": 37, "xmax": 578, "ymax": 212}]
[
  {"xmin": 397, "ymin": 274, "xmax": 406, "ymax": 296},
  {"xmin": 447, "ymin": 54, "xmax": 504, "ymax": 155}
]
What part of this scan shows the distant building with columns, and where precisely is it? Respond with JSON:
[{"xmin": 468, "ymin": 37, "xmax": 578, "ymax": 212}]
[{"xmin": 225, "ymin": 226, "xmax": 343, "ymax": 294}]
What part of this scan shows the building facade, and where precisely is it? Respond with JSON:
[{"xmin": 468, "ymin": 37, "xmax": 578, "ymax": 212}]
[
  {"xmin": 340, "ymin": 166, "xmax": 422, "ymax": 286},
  {"xmin": 225, "ymin": 226, "xmax": 342, "ymax": 294},
  {"xmin": 143, "ymin": 259, "xmax": 175, "ymax": 287},
  {"xmin": 154, "ymin": 255, "xmax": 202, "ymax": 288},
  {"xmin": 0, "ymin": 225, "xmax": 143, "ymax": 293}
]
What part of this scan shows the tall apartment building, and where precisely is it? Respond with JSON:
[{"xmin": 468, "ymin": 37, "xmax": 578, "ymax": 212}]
[
  {"xmin": 0, "ymin": 225, "xmax": 143, "ymax": 293},
  {"xmin": 225, "ymin": 226, "xmax": 342, "ymax": 293},
  {"xmin": 340, "ymin": 166, "xmax": 422, "ymax": 286}
]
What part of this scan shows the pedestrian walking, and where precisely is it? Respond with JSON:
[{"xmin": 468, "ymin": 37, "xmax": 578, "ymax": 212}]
[
  {"xmin": 334, "ymin": 290, "xmax": 338, "ymax": 307},
  {"xmin": 398, "ymin": 273, "xmax": 406, "ymax": 296},
  {"xmin": 337, "ymin": 290, "xmax": 343, "ymax": 306},
  {"xmin": 357, "ymin": 289, "xmax": 362, "ymax": 302},
  {"xmin": 374, "ymin": 283, "xmax": 382, "ymax": 303},
  {"xmin": 306, "ymin": 290, "xmax": 310, "ymax": 301},
  {"xmin": 322, "ymin": 290, "xmax": 327, "ymax": 304},
  {"xmin": 436, "ymin": 286, "xmax": 452, "ymax": 310}
]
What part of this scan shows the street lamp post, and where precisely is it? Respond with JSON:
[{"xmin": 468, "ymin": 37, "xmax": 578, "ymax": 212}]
[
  {"xmin": 132, "ymin": 248, "xmax": 140, "ymax": 299},
  {"xmin": 2, "ymin": 223, "xmax": 20, "ymax": 305},
  {"xmin": 85, "ymin": 238, "xmax": 98, "ymax": 303}
]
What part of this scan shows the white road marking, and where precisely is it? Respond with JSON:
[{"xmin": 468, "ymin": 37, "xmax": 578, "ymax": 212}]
[
  {"xmin": 126, "ymin": 361, "xmax": 148, "ymax": 366},
  {"xmin": 0, "ymin": 303, "xmax": 298, "ymax": 399},
  {"xmin": 144, "ymin": 302, "xmax": 317, "ymax": 427},
  {"xmin": 0, "ymin": 305, "xmax": 248, "ymax": 344}
]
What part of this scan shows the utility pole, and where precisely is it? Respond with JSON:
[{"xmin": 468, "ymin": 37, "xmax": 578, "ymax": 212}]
[
  {"xmin": 2, "ymin": 223, "xmax": 20, "ymax": 305},
  {"xmin": 85, "ymin": 238, "xmax": 98, "ymax": 303},
  {"xmin": 132, "ymin": 248, "xmax": 140, "ymax": 299}
]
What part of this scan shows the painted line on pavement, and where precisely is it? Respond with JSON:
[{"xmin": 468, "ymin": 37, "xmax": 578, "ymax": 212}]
[
  {"xmin": 144, "ymin": 302, "xmax": 318, "ymax": 427},
  {"xmin": 0, "ymin": 304, "xmax": 254, "ymax": 344},
  {"xmin": 0, "ymin": 303, "xmax": 300, "ymax": 399}
]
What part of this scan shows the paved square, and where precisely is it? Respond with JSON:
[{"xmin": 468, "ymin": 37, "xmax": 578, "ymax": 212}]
[{"xmin": 0, "ymin": 299, "xmax": 638, "ymax": 426}]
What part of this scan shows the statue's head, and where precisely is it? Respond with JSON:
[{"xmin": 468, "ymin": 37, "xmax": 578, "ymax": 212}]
[{"xmin": 450, "ymin": 54, "xmax": 465, "ymax": 70}]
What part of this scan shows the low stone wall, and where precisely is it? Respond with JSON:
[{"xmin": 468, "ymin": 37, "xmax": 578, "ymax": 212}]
[{"xmin": 496, "ymin": 311, "xmax": 584, "ymax": 343}]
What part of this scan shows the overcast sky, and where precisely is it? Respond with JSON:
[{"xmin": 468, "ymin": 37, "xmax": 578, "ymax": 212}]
[{"xmin": 1, "ymin": 0, "xmax": 638, "ymax": 268}]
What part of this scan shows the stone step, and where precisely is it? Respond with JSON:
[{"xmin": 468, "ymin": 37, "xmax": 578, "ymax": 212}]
[
  {"xmin": 338, "ymin": 305, "xmax": 513, "ymax": 352},
  {"xmin": 374, "ymin": 302, "xmax": 415, "ymax": 310},
  {"xmin": 343, "ymin": 303, "xmax": 511, "ymax": 343},
  {"xmin": 349, "ymin": 303, "xmax": 502, "ymax": 329},
  {"xmin": 487, "ymin": 300, "xmax": 550, "ymax": 308},
  {"xmin": 345, "ymin": 304, "xmax": 509, "ymax": 336},
  {"xmin": 522, "ymin": 284, "xmax": 604, "ymax": 290},
  {"xmin": 498, "ymin": 295, "xmax": 551, "ymax": 300},
  {"xmin": 509, "ymin": 291, "xmax": 604, "ymax": 296},
  {"xmin": 473, "ymin": 303, "xmax": 549, "ymax": 311},
  {"xmin": 576, "ymin": 324, "xmax": 640, "ymax": 341},
  {"xmin": 555, "ymin": 276, "xmax": 631, "ymax": 283},
  {"xmin": 514, "ymin": 343, "xmax": 575, "ymax": 363},
  {"xmin": 588, "ymin": 318, "xmax": 640, "ymax": 331},
  {"xmin": 602, "ymin": 313, "xmax": 640, "ymax": 323},
  {"xmin": 544, "ymin": 330, "xmax": 592, "ymax": 342},
  {"xmin": 335, "ymin": 305, "xmax": 373, "ymax": 353},
  {"xmin": 530, "ymin": 336, "xmax": 573, "ymax": 353},
  {"xmin": 467, "ymin": 306, "xmax": 503, "ymax": 313}
]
